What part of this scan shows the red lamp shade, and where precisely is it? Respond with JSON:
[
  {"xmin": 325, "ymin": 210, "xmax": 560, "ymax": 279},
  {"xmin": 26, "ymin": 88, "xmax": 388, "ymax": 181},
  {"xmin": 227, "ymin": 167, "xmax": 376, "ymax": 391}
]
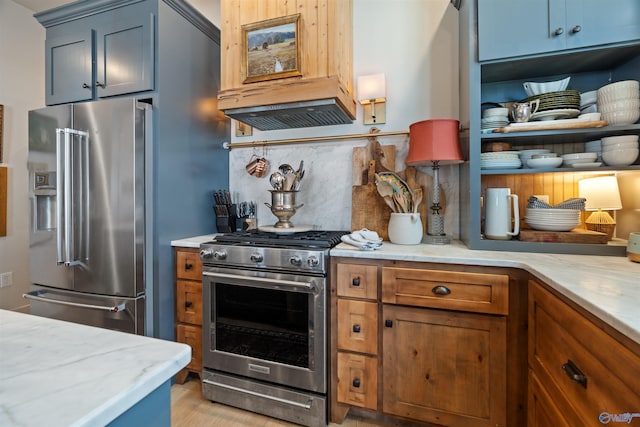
[{"xmin": 406, "ymin": 119, "xmax": 463, "ymax": 165}]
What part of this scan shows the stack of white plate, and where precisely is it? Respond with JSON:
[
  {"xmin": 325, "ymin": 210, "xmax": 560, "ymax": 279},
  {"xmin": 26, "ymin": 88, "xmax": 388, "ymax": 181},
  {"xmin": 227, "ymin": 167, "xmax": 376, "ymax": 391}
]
[
  {"xmin": 525, "ymin": 208, "xmax": 581, "ymax": 231},
  {"xmin": 580, "ymin": 90, "xmax": 598, "ymax": 114},
  {"xmin": 480, "ymin": 151, "xmax": 522, "ymax": 169},
  {"xmin": 481, "ymin": 107, "xmax": 510, "ymax": 130},
  {"xmin": 584, "ymin": 140, "xmax": 602, "ymax": 162},
  {"xmin": 518, "ymin": 149, "xmax": 551, "ymax": 168}
]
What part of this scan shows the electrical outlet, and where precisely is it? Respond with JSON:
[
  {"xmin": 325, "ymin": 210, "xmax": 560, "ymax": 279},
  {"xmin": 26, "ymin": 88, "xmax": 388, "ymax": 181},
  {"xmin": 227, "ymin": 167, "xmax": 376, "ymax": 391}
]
[{"xmin": 0, "ymin": 272, "xmax": 13, "ymax": 288}]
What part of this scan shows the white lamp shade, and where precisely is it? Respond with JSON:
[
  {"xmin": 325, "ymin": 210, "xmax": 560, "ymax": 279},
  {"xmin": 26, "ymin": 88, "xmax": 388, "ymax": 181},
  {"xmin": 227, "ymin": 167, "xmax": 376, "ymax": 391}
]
[
  {"xmin": 357, "ymin": 74, "xmax": 386, "ymax": 103},
  {"xmin": 578, "ymin": 176, "xmax": 623, "ymax": 211}
]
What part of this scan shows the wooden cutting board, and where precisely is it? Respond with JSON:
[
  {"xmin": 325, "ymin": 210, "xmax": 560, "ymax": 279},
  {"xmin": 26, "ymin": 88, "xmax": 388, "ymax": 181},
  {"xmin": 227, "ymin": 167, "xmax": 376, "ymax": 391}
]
[
  {"xmin": 493, "ymin": 120, "xmax": 607, "ymax": 133},
  {"xmin": 519, "ymin": 228, "xmax": 608, "ymax": 244},
  {"xmin": 351, "ymin": 160, "xmax": 392, "ymax": 240}
]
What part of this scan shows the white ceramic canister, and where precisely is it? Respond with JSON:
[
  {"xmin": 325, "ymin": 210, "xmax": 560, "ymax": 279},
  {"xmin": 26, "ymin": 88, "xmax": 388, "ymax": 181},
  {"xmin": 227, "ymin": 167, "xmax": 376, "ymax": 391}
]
[
  {"xmin": 484, "ymin": 188, "xmax": 519, "ymax": 240},
  {"xmin": 388, "ymin": 213, "xmax": 423, "ymax": 245}
]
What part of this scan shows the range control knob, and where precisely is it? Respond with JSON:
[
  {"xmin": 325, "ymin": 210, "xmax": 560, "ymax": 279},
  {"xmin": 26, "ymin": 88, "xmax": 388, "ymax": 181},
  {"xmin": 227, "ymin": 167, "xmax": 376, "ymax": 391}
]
[
  {"xmin": 289, "ymin": 255, "xmax": 302, "ymax": 266},
  {"xmin": 250, "ymin": 253, "xmax": 264, "ymax": 263},
  {"xmin": 200, "ymin": 249, "xmax": 214, "ymax": 259},
  {"xmin": 213, "ymin": 250, "xmax": 227, "ymax": 260},
  {"xmin": 307, "ymin": 256, "xmax": 320, "ymax": 267}
]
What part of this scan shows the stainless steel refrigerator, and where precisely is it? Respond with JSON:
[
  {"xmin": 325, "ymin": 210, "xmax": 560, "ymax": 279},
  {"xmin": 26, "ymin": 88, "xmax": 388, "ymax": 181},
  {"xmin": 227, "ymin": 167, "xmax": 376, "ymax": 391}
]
[{"xmin": 26, "ymin": 98, "xmax": 150, "ymax": 334}]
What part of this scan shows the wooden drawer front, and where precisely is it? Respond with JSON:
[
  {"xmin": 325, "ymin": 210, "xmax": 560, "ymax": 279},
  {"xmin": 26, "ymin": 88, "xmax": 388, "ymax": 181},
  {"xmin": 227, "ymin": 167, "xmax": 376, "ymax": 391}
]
[
  {"xmin": 176, "ymin": 279, "xmax": 203, "ymax": 325},
  {"xmin": 176, "ymin": 324, "xmax": 202, "ymax": 371},
  {"xmin": 337, "ymin": 299, "xmax": 378, "ymax": 354},
  {"xmin": 336, "ymin": 263, "xmax": 378, "ymax": 300},
  {"xmin": 528, "ymin": 370, "xmax": 572, "ymax": 427},
  {"xmin": 175, "ymin": 248, "xmax": 202, "ymax": 280},
  {"xmin": 337, "ymin": 352, "xmax": 377, "ymax": 410},
  {"xmin": 529, "ymin": 282, "xmax": 640, "ymax": 426},
  {"xmin": 382, "ymin": 267, "xmax": 509, "ymax": 315}
]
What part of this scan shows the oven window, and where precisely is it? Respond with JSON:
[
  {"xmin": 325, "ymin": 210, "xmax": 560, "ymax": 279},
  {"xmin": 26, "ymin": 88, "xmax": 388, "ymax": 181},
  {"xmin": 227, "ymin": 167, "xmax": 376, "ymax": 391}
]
[{"xmin": 215, "ymin": 283, "xmax": 310, "ymax": 368}]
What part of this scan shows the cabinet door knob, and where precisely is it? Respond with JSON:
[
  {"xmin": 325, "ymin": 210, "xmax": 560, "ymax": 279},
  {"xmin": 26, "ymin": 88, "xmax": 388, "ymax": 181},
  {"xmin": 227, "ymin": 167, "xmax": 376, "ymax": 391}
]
[
  {"xmin": 96, "ymin": 81, "xmax": 105, "ymax": 88},
  {"xmin": 352, "ymin": 379, "xmax": 361, "ymax": 388},
  {"xmin": 185, "ymin": 301, "xmax": 193, "ymax": 309},
  {"xmin": 82, "ymin": 83, "xmax": 91, "ymax": 89},
  {"xmin": 352, "ymin": 324, "xmax": 361, "ymax": 333},
  {"xmin": 570, "ymin": 25, "xmax": 582, "ymax": 34},
  {"xmin": 562, "ymin": 360, "xmax": 587, "ymax": 388},
  {"xmin": 432, "ymin": 285, "xmax": 451, "ymax": 296},
  {"xmin": 385, "ymin": 319, "xmax": 393, "ymax": 328},
  {"xmin": 185, "ymin": 263, "xmax": 193, "ymax": 270},
  {"xmin": 352, "ymin": 277, "xmax": 360, "ymax": 287},
  {"xmin": 553, "ymin": 27, "xmax": 564, "ymax": 36}
]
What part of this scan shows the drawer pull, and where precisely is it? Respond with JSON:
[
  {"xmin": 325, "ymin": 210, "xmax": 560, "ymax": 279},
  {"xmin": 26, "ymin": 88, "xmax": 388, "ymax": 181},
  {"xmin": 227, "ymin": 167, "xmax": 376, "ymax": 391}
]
[
  {"xmin": 352, "ymin": 378, "xmax": 361, "ymax": 388},
  {"xmin": 352, "ymin": 277, "xmax": 360, "ymax": 287},
  {"xmin": 353, "ymin": 324, "xmax": 361, "ymax": 333},
  {"xmin": 562, "ymin": 360, "xmax": 587, "ymax": 388},
  {"xmin": 432, "ymin": 285, "xmax": 451, "ymax": 296},
  {"xmin": 553, "ymin": 27, "xmax": 564, "ymax": 36},
  {"xmin": 185, "ymin": 301, "xmax": 193, "ymax": 309},
  {"xmin": 570, "ymin": 25, "xmax": 582, "ymax": 34},
  {"xmin": 385, "ymin": 319, "xmax": 393, "ymax": 328},
  {"xmin": 185, "ymin": 262, "xmax": 193, "ymax": 270}
]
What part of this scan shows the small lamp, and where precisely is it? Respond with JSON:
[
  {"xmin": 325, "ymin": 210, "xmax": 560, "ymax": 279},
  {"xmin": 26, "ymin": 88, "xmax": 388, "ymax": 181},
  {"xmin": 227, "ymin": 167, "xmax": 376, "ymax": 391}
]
[
  {"xmin": 578, "ymin": 175, "xmax": 623, "ymax": 240},
  {"xmin": 406, "ymin": 119, "xmax": 463, "ymax": 244},
  {"xmin": 357, "ymin": 74, "xmax": 386, "ymax": 125}
]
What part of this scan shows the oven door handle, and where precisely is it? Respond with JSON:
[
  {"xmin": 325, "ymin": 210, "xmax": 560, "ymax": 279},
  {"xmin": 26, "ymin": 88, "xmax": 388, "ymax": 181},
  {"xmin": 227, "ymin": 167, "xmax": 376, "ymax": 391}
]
[
  {"xmin": 202, "ymin": 379, "xmax": 313, "ymax": 409},
  {"xmin": 203, "ymin": 271, "xmax": 318, "ymax": 294}
]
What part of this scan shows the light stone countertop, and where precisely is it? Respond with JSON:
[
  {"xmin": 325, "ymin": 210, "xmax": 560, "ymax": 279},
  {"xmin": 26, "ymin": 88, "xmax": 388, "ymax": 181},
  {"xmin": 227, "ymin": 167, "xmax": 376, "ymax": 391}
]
[
  {"xmin": 0, "ymin": 310, "xmax": 190, "ymax": 427},
  {"xmin": 171, "ymin": 235, "xmax": 640, "ymax": 345}
]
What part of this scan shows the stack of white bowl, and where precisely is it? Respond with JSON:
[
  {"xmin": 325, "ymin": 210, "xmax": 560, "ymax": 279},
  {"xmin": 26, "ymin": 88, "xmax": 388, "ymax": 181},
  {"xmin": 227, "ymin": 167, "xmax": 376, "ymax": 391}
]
[
  {"xmin": 601, "ymin": 135, "xmax": 639, "ymax": 166},
  {"xmin": 518, "ymin": 149, "xmax": 550, "ymax": 168},
  {"xmin": 527, "ymin": 152, "xmax": 562, "ymax": 169},
  {"xmin": 481, "ymin": 107, "xmax": 509, "ymax": 130},
  {"xmin": 561, "ymin": 152, "xmax": 599, "ymax": 167},
  {"xmin": 525, "ymin": 208, "xmax": 581, "ymax": 231},
  {"xmin": 597, "ymin": 80, "xmax": 640, "ymax": 125}
]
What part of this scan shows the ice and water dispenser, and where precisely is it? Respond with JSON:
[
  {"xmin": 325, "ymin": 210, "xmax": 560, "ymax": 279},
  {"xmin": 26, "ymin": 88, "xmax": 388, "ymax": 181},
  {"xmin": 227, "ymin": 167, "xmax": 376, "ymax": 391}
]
[{"xmin": 33, "ymin": 171, "xmax": 56, "ymax": 231}]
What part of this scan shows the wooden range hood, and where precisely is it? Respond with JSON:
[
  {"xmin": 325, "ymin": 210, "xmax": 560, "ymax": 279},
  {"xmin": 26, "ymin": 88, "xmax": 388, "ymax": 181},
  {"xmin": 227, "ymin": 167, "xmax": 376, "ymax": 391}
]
[{"xmin": 217, "ymin": 0, "xmax": 356, "ymax": 130}]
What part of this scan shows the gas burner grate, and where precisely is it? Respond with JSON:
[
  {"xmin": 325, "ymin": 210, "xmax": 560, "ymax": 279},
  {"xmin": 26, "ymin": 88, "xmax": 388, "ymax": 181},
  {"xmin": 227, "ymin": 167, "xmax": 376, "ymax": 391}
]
[{"xmin": 214, "ymin": 230, "xmax": 349, "ymax": 249}]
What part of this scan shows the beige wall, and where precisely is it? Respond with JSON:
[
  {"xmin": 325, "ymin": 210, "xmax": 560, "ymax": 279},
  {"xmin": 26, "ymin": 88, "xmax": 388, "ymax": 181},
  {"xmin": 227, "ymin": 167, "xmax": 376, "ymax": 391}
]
[{"xmin": 0, "ymin": 0, "xmax": 45, "ymax": 311}]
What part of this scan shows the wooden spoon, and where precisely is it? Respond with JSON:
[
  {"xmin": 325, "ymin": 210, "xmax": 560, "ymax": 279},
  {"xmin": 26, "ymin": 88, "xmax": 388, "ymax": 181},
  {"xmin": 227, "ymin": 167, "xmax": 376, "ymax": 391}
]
[
  {"xmin": 393, "ymin": 192, "xmax": 408, "ymax": 213},
  {"xmin": 412, "ymin": 188, "xmax": 423, "ymax": 213}
]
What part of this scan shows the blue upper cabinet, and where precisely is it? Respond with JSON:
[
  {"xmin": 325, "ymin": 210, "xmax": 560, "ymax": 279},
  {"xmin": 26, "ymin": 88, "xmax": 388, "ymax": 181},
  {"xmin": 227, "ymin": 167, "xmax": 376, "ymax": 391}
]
[
  {"xmin": 39, "ymin": 0, "xmax": 156, "ymax": 105},
  {"xmin": 478, "ymin": 0, "xmax": 640, "ymax": 61}
]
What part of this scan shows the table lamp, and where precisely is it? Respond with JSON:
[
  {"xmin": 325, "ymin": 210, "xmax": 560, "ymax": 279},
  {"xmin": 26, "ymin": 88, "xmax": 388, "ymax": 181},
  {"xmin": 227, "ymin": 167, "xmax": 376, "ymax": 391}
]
[
  {"xmin": 406, "ymin": 119, "xmax": 463, "ymax": 244},
  {"xmin": 578, "ymin": 175, "xmax": 622, "ymax": 240}
]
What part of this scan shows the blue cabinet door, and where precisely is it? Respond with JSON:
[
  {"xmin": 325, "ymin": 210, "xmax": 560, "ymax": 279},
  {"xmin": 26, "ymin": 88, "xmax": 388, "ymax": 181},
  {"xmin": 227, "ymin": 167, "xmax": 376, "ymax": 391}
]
[
  {"xmin": 565, "ymin": 0, "xmax": 640, "ymax": 49},
  {"xmin": 45, "ymin": 30, "xmax": 94, "ymax": 105},
  {"xmin": 478, "ymin": 0, "xmax": 640, "ymax": 61},
  {"xmin": 95, "ymin": 12, "xmax": 155, "ymax": 98}
]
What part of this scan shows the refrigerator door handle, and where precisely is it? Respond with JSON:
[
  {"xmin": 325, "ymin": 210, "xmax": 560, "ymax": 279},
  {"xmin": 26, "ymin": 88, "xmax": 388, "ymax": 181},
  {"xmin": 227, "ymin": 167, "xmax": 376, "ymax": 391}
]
[
  {"xmin": 56, "ymin": 128, "xmax": 90, "ymax": 266},
  {"xmin": 23, "ymin": 290, "xmax": 127, "ymax": 313}
]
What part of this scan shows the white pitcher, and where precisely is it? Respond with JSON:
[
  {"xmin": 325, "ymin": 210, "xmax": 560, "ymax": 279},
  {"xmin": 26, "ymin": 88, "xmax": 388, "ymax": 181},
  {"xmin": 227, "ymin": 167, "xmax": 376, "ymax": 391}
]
[
  {"xmin": 388, "ymin": 213, "xmax": 423, "ymax": 245},
  {"xmin": 484, "ymin": 188, "xmax": 519, "ymax": 240}
]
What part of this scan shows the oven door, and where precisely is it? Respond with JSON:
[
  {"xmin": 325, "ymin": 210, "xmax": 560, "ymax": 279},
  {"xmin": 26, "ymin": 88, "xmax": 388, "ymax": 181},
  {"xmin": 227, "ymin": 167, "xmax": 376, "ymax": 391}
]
[{"xmin": 202, "ymin": 267, "xmax": 326, "ymax": 393}]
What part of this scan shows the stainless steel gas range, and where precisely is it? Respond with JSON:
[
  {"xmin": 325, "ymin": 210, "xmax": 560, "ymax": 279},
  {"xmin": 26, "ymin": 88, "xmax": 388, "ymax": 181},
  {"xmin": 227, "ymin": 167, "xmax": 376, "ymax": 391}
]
[{"xmin": 199, "ymin": 230, "xmax": 347, "ymax": 427}]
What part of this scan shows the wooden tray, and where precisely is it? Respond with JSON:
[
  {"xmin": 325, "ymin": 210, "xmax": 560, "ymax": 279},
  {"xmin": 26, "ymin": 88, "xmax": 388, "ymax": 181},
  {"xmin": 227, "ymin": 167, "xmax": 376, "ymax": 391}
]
[
  {"xmin": 493, "ymin": 120, "xmax": 607, "ymax": 133},
  {"xmin": 519, "ymin": 228, "xmax": 608, "ymax": 244}
]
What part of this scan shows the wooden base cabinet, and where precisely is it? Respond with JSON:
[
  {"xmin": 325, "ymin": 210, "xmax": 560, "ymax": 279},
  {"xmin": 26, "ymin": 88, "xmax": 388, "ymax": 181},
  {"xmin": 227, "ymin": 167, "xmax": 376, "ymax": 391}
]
[
  {"xmin": 382, "ymin": 305, "xmax": 506, "ymax": 427},
  {"xmin": 529, "ymin": 280, "xmax": 640, "ymax": 426},
  {"xmin": 330, "ymin": 258, "xmax": 527, "ymax": 427},
  {"xmin": 174, "ymin": 247, "xmax": 203, "ymax": 384}
]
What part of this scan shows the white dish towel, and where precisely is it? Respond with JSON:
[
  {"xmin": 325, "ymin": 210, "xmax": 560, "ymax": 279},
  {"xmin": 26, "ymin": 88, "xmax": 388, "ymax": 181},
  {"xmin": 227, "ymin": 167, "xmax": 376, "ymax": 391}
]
[{"xmin": 341, "ymin": 229, "xmax": 383, "ymax": 251}]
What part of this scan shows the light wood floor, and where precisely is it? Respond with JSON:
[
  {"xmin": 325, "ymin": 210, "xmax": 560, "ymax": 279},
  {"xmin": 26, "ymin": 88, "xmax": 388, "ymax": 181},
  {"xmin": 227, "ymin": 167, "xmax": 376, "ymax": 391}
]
[{"xmin": 170, "ymin": 376, "xmax": 407, "ymax": 427}]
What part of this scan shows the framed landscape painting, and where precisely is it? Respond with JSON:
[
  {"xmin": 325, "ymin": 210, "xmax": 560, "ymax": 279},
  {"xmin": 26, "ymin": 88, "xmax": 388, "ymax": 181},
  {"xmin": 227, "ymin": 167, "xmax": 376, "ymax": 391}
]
[{"xmin": 242, "ymin": 14, "xmax": 301, "ymax": 84}]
